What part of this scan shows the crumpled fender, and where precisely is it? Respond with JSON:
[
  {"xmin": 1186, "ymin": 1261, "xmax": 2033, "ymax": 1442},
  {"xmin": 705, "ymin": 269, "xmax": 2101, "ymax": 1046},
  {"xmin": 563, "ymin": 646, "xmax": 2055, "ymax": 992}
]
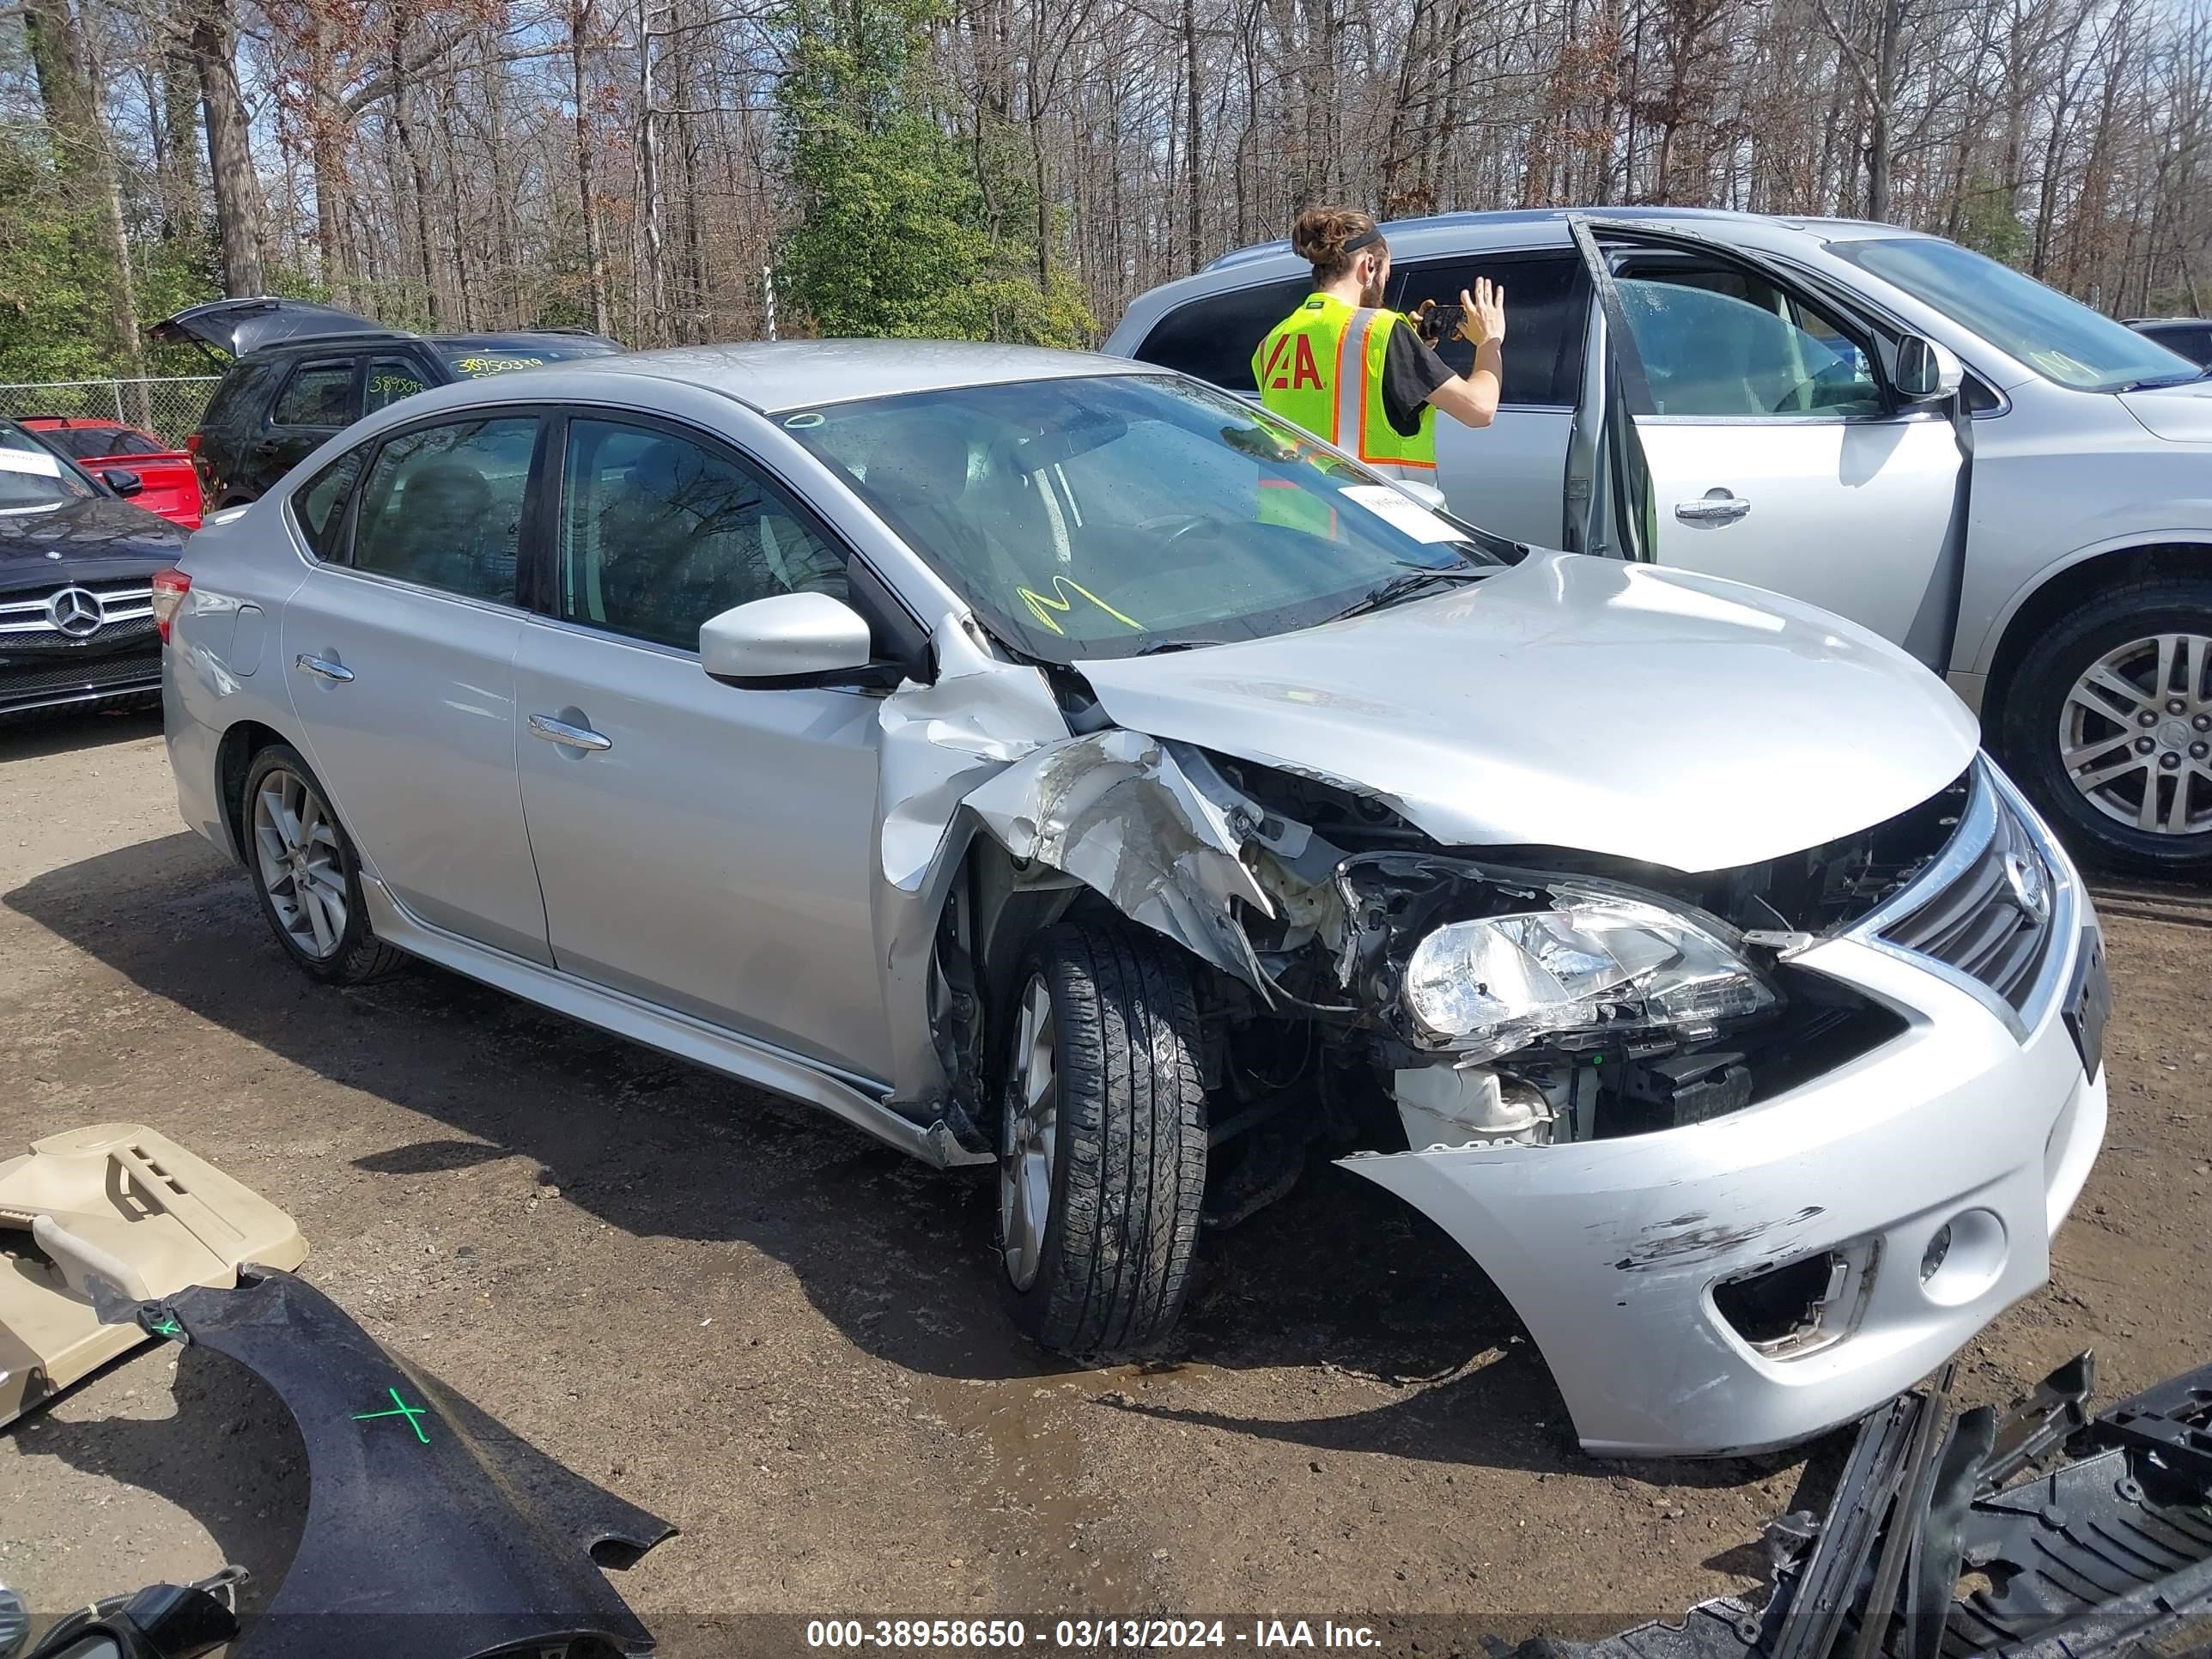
[
  {"xmin": 870, "ymin": 628, "xmax": 1285, "ymax": 1114},
  {"xmin": 113, "ymin": 1269, "xmax": 672, "ymax": 1659}
]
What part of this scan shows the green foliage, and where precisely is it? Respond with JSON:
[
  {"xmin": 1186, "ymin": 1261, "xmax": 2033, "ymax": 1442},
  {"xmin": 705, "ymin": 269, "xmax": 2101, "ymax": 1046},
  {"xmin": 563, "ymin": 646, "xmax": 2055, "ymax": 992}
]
[
  {"xmin": 774, "ymin": 0, "xmax": 1094, "ymax": 347},
  {"xmin": 1955, "ymin": 178, "xmax": 2030, "ymax": 270},
  {"xmin": 0, "ymin": 131, "xmax": 115, "ymax": 382}
]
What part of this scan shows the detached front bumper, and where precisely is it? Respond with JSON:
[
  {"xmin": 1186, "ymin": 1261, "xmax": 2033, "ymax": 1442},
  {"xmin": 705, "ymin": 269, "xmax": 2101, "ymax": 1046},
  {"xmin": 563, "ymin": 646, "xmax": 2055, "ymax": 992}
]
[{"xmin": 1344, "ymin": 768, "xmax": 2106, "ymax": 1457}]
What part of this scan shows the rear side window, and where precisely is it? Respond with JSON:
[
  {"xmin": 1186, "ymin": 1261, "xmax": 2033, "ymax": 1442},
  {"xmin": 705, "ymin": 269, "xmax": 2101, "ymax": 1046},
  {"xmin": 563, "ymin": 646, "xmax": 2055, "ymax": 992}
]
[
  {"xmin": 270, "ymin": 360, "xmax": 360, "ymax": 428},
  {"xmin": 366, "ymin": 354, "xmax": 433, "ymax": 414},
  {"xmin": 1387, "ymin": 254, "xmax": 1589, "ymax": 406},
  {"xmin": 352, "ymin": 416, "xmax": 538, "ymax": 603},
  {"xmin": 1133, "ymin": 277, "xmax": 1312, "ymax": 392},
  {"xmin": 293, "ymin": 452, "xmax": 362, "ymax": 561}
]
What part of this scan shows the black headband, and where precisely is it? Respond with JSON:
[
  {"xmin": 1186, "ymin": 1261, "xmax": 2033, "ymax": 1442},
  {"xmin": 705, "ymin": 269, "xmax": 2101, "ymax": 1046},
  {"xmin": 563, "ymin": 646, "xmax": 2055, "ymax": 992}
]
[{"xmin": 1343, "ymin": 226, "xmax": 1383, "ymax": 254}]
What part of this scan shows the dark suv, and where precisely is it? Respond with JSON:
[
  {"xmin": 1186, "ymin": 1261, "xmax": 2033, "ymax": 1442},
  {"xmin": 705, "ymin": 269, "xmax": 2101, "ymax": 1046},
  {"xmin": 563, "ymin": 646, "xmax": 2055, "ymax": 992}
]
[{"xmin": 152, "ymin": 299, "xmax": 623, "ymax": 508}]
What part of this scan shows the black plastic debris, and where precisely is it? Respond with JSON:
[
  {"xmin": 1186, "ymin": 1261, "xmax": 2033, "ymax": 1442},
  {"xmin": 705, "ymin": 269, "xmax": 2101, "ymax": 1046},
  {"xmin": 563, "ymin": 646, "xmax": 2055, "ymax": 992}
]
[
  {"xmin": 1512, "ymin": 1352, "xmax": 2212, "ymax": 1659},
  {"xmin": 115, "ymin": 1268, "xmax": 674, "ymax": 1659}
]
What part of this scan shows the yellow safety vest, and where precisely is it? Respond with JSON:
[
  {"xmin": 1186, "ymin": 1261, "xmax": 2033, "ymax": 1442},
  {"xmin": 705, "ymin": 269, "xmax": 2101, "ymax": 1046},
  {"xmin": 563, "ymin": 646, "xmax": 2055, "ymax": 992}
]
[{"xmin": 1252, "ymin": 293, "xmax": 1437, "ymax": 476}]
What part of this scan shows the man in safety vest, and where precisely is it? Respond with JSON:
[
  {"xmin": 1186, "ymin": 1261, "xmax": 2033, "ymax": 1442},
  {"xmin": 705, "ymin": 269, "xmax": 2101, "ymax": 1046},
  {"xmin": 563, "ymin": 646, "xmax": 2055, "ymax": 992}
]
[{"xmin": 1252, "ymin": 206, "xmax": 1506, "ymax": 479}]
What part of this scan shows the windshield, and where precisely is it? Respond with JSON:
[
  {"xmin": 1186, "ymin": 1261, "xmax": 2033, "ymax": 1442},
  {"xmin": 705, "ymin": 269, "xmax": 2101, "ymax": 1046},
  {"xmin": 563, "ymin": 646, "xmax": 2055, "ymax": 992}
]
[
  {"xmin": 436, "ymin": 337, "xmax": 620, "ymax": 378},
  {"xmin": 0, "ymin": 422, "xmax": 95, "ymax": 513},
  {"xmin": 1832, "ymin": 237, "xmax": 2201, "ymax": 392},
  {"xmin": 781, "ymin": 374, "xmax": 1507, "ymax": 662}
]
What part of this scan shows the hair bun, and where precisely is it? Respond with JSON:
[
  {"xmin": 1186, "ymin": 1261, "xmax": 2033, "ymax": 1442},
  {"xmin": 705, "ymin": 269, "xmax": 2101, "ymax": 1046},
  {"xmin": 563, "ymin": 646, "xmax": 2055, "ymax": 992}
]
[{"xmin": 1291, "ymin": 207, "xmax": 1382, "ymax": 278}]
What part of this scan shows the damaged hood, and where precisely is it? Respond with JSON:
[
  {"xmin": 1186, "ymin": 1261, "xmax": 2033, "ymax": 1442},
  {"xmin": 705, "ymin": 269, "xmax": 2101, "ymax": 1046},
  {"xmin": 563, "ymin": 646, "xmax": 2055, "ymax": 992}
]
[{"xmin": 1074, "ymin": 550, "xmax": 1978, "ymax": 873}]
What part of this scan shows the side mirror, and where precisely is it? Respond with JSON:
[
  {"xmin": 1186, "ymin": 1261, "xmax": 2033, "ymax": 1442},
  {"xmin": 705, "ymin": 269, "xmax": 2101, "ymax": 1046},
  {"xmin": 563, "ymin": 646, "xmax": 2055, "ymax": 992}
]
[
  {"xmin": 1394, "ymin": 478, "xmax": 1451, "ymax": 514},
  {"xmin": 700, "ymin": 592, "xmax": 879, "ymax": 688},
  {"xmin": 1894, "ymin": 336, "xmax": 1966, "ymax": 403},
  {"xmin": 102, "ymin": 469, "xmax": 144, "ymax": 497}
]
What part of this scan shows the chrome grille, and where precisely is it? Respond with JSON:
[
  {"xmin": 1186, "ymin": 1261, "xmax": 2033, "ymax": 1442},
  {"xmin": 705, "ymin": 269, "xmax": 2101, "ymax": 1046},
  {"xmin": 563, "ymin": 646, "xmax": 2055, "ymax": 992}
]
[
  {"xmin": 1877, "ymin": 769, "xmax": 2056, "ymax": 1014},
  {"xmin": 0, "ymin": 580, "xmax": 155, "ymax": 639}
]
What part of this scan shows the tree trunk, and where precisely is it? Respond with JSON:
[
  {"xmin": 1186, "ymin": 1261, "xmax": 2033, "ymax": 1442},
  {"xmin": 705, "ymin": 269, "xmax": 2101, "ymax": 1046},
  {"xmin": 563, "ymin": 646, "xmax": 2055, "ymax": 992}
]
[
  {"xmin": 569, "ymin": 0, "xmax": 611, "ymax": 337},
  {"xmin": 191, "ymin": 0, "xmax": 266, "ymax": 295},
  {"xmin": 636, "ymin": 0, "xmax": 667, "ymax": 339},
  {"xmin": 1182, "ymin": 0, "xmax": 1203, "ymax": 269}
]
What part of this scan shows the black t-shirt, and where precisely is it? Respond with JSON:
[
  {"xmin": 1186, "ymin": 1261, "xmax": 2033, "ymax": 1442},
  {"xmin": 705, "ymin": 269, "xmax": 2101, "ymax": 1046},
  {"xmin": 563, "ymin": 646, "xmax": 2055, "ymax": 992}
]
[{"xmin": 1380, "ymin": 325, "xmax": 1456, "ymax": 436}]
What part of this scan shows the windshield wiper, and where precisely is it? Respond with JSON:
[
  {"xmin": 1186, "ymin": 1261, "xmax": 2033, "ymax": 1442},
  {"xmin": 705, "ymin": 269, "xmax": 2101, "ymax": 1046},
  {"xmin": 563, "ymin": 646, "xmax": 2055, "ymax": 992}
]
[
  {"xmin": 1133, "ymin": 638, "xmax": 1224, "ymax": 655},
  {"xmin": 1328, "ymin": 564, "xmax": 1492, "ymax": 622}
]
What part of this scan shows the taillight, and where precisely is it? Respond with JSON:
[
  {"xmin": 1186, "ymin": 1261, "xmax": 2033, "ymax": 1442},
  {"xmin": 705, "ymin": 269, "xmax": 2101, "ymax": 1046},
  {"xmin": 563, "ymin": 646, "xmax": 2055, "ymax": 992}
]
[
  {"xmin": 185, "ymin": 433, "xmax": 201, "ymax": 456},
  {"xmin": 150, "ymin": 567, "xmax": 191, "ymax": 643}
]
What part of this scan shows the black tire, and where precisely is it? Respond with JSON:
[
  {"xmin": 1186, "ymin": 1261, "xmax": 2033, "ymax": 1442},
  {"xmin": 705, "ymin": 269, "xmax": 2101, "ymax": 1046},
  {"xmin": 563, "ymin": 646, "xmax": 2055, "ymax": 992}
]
[
  {"xmin": 995, "ymin": 921, "xmax": 1207, "ymax": 1355},
  {"xmin": 240, "ymin": 742, "xmax": 408, "ymax": 983},
  {"xmin": 1997, "ymin": 577, "xmax": 2212, "ymax": 878}
]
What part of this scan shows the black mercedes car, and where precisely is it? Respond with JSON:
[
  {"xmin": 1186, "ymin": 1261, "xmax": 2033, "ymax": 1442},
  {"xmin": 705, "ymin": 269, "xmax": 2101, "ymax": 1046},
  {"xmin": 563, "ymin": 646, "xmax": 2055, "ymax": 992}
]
[
  {"xmin": 151, "ymin": 297, "xmax": 623, "ymax": 508},
  {"xmin": 0, "ymin": 419, "xmax": 187, "ymax": 719}
]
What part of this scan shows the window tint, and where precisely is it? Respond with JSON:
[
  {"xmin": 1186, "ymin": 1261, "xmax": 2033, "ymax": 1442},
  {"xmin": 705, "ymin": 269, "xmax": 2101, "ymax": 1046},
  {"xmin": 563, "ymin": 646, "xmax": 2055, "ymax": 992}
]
[
  {"xmin": 366, "ymin": 354, "xmax": 432, "ymax": 414},
  {"xmin": 1613, "ymin": 267, "xmax": 1885, "ymax": 417},
  {"xmin": 270, "ymin": 361, "xmax": 359, "ymax": 428},
  {"xmin": 45, "ymin": 427, "xmax": 167, "ymax": 459},
  {"xmin": 1133, "ymin": 277, "xmax": 1312, "ymax": 392},
  {"xmin": 559, "ymin": 419, "xmax": 847, "ymax": 650},
  {"xmin": 352, "ymin": 416, "xmax": 537, "ymax": 601},
  {"xmin": 1387, "ymin": 254, "xmax": 1589, "ymax": 405},
  {"xmin": 293, "ymin": 451, "xmax": 362, "ymax": 561}
]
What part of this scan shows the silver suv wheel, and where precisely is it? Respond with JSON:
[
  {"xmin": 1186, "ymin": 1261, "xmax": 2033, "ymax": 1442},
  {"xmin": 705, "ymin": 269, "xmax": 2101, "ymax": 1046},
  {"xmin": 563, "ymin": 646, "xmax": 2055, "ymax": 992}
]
[
  {"xmin": 2060, "ymin": 631, "xmax": 2212, "ymax": 836},
  {"xmin": 252, "ymin": 765, "xmax": 349, "ymax": 959}
]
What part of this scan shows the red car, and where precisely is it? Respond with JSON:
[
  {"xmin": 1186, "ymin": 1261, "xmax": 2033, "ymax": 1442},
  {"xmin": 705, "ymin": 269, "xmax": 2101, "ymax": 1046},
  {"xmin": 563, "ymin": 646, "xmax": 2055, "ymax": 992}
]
[{"xmin": 18, "ymin": 416, "xmax": 203, "ymax": 529}]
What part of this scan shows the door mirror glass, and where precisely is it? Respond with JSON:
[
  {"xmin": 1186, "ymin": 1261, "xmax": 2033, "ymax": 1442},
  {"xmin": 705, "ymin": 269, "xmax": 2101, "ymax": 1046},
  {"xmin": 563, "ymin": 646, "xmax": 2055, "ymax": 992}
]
[
  {"xmin": 1895, "ymin": 335, "xmax": 1966, "ymax": 402},
  {"xmin": 100, "ymin": 468, "xmax": 143, "ymax": 496},
  {"xmin": 701, "ymin": 592, "xmax": 874, "ymax": 686}
]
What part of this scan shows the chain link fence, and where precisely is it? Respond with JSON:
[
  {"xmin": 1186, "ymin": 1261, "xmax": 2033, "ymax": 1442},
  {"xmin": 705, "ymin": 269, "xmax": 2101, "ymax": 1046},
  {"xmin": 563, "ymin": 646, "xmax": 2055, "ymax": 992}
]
[{"xmin": 0, "ymin": 377, "xmax": 222, "ymax": 449}]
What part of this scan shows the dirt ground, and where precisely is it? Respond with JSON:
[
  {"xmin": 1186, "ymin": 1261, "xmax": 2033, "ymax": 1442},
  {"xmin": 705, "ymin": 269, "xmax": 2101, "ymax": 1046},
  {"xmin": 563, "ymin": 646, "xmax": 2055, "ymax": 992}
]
[{"xmin": 3, "ymin": 705, "xmax": 2209, "ymax": 1656}]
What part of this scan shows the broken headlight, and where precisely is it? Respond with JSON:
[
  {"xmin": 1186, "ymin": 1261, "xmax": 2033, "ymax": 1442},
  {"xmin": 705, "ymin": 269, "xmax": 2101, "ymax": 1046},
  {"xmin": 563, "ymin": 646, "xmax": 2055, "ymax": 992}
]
[{"xmin": 1401, "ymin": 885, "xmax": 1778, "ymax": 1058}]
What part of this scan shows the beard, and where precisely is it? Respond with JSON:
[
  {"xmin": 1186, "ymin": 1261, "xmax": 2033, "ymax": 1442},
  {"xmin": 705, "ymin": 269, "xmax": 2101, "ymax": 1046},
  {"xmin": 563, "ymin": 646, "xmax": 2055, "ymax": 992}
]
[{"xmin": 1358, "ymin": 270, "xmax": 1388, "ymax": 307}]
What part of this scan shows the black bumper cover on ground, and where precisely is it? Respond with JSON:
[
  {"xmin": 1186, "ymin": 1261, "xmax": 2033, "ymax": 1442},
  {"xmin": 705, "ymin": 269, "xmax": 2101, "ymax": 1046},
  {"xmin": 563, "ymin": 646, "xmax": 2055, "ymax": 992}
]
[{"xmin": 118, "ymin": 1268, "xmax": 674, "ymax": 1658}]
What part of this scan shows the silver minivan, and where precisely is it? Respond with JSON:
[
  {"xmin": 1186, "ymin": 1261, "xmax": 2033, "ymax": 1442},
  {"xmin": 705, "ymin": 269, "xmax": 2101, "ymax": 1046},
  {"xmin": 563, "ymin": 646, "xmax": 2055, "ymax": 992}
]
[{"xmin": 1106, "ymin": 207, "xmax": 2212, "ymax": 877}]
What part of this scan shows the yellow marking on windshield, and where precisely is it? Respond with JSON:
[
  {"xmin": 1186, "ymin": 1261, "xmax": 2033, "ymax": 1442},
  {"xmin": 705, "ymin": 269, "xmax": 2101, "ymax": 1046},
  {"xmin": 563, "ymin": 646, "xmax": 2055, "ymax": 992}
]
[{"xmin": 1016, "ymin": 574, "xmax": 1143, "ymax": 635}]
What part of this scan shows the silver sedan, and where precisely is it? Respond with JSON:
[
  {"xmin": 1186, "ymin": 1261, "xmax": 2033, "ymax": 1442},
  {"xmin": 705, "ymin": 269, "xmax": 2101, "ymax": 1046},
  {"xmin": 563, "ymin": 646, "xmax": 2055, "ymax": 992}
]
[{"xmin": 161, "ymin": 342, "xmax": 2106, "ymax": 1455}]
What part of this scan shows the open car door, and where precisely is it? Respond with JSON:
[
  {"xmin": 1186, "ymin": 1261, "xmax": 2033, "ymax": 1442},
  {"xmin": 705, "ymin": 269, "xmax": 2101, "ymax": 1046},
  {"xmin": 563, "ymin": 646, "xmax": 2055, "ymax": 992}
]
[{"xmin": 1564, "ymin": 216, "xmax": 1972, "ymax": 675}]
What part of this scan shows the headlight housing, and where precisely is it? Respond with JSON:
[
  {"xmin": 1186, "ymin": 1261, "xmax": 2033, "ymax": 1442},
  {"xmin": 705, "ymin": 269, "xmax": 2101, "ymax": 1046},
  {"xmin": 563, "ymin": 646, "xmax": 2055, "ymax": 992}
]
[{"xmin": 1401, "ymin": 884, "xmax": 1778, "ymax": 1058}]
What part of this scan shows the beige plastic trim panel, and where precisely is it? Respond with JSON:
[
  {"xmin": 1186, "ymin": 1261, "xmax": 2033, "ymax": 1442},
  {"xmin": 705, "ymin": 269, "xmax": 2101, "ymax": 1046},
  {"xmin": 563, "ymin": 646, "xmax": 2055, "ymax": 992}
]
[{"xmin": 0, "ymin": 1122, "xmax": 307, "ymax": 1426}]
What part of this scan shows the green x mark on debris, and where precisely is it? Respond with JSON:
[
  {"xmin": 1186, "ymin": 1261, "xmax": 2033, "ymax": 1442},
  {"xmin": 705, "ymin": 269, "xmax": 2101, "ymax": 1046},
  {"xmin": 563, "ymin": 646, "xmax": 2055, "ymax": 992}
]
[
  {"xmin": 352, "ymin": 1386, "xmax": 433, "ymax": 1444},
  {"xmin": 147, "ymin": 1316, "xmax": 183, "ymax": 1339}
]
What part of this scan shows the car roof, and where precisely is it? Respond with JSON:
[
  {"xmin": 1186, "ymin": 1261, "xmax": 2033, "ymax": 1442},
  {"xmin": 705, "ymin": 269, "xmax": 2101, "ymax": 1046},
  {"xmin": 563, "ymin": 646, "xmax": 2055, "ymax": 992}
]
[
  {"xmin": 509, "ymin": 338, "xmax": 1155, "ymax": 412},
  {"xmin": 1201, "ymin": 204, "xmax": 1922, "ymax": 272}
]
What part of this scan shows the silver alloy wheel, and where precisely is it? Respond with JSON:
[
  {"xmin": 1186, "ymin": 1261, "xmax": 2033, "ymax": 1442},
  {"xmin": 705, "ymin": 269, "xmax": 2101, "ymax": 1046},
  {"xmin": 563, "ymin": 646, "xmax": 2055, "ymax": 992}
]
[
  {"xmin": 2060, "ymin": 631, "xmax": 2212, "ymax": 836},
  {"xmin": 999, "ymin": 974, "xmax": 1059, "ymax": 1292},
  {"xmin": 252, "ymin": 768, "xmax": 349, "ymax": 958}
]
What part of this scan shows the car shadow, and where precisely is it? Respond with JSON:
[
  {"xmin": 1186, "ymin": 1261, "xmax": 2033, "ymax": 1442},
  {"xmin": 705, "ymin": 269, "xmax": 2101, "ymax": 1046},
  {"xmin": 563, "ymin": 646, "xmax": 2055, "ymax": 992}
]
[
  {"xmin": 9, "ymin": 1344, "xmax": 309, "ymax": 1618},
  {"xmin": 5, "ymin": 831, "xmax": 1784, "ymax": 1485},
  {"xmin": 0, "ymin": 704, "xmax": 162, "ymax": 763}
]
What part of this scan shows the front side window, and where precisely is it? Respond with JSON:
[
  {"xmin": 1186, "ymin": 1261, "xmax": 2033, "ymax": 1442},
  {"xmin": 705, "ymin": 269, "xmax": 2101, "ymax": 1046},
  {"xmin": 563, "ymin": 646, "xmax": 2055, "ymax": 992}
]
[
  {"xmin": 1387, "ymin": 254, "xmax": 1589, "ymax": 406},
  {"xmin": 270, "ymin": 361, "xmax": 360, "ymax": 428},
  {"xmin": 1612, "ymin": 267, "xmax": 1884, "ymax": 417},
  {"xmin": 558, "ymin": 419, "xmax": 847, "ymax": 650},
  {"xmin": 1831, "ymin": 236, "xmax": 2200, "ymax": 392},
  {"xmin": 351, "ymin": 416, "xmax": 538, "ymax": 602},
  {"xmin": 782, "ymin": 373, "xmax": 1506, "ymax": 664},
  {"xmin": 292, "ymin": 451, "xmax": 362, "ymax": 561},
  {"xmin": 366, "ymin": 354, "xmax": 433, "ymax": 414}
]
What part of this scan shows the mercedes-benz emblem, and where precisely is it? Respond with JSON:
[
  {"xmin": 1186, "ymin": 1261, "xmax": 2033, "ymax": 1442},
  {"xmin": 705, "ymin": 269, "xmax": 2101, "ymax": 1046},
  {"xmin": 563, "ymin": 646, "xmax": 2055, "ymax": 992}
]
[
  {"xmin": 45, "ymin": 586, "xmax": 101, "ymax": 639},
  {"xmin": 2002, "ymin": 849, "xmax": 2051, "ymax": 925}
]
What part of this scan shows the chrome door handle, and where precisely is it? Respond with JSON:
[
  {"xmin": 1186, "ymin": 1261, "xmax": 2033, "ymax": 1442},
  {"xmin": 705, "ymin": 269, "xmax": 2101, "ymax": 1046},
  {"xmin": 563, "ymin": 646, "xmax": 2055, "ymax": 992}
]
[
  {"xmin": 1674, "ymin": 490, "xmax": 1751, "ymax": 525},
  {"xmin": 529, "ymin": 713, "xmax": 612, "ymax": 752},
  {"xmin": 295, "ymin": 653, "xmax": 354, "ymax": 683}
]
